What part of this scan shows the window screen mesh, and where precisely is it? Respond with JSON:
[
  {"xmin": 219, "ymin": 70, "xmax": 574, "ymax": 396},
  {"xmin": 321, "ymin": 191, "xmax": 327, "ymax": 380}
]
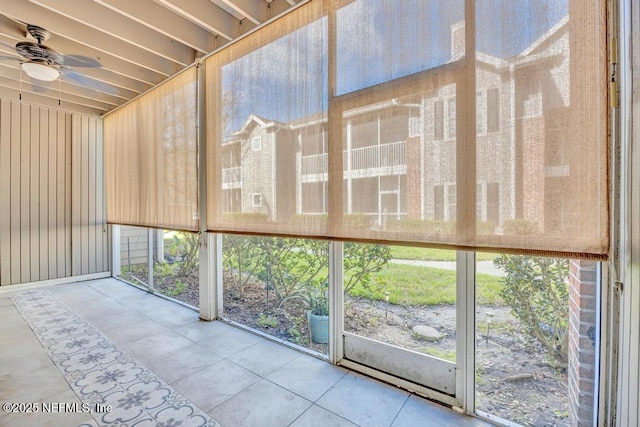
[
  {"xmin": 105, "ymin": 68, "xmax": 198, "ymax": 231},
  {"xmin": 203, "ymin": 0, "xmax": 606, "ymax": 259}
]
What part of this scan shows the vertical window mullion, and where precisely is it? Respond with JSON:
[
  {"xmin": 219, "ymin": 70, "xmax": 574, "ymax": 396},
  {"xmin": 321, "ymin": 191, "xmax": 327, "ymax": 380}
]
[
  {"xmin": 456, "ymin": 250, "xmax": 476, "ymax": 413},
  {"xmin": 456, "ymin": 0, "xmax": 477, "ymax": 245},
  {"xmin": 328, "ymin": 240, "xmax": 344, "ymax": 363},
  {"xmin": 457, "ymin": 0, "xmax": 477, "ymax": 413}
]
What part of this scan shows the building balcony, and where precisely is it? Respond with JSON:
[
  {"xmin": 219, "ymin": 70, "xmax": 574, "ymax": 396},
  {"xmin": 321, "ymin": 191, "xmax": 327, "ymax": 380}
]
[
  {"xmin": 222, "ymin": 166, "xmax": 242, "ymax": 189},
  {"xmin": 302, "ymin": 141, "xmax": 407, "ymax": 183}
]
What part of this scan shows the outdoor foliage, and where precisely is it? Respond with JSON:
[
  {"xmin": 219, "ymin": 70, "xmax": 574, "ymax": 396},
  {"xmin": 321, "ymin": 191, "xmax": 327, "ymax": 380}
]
[
  {"xmin": 258, "ymin": 238, "xmax": 328, "ymax": 300},
  {"xmin": 494, "ymin": 255, "xmax": 570, "ymax": 364},
  {"xmin": 223, "ymin": 235, "xmax": 266, "ymax": 296},
  {"xmin": 502, "ymin": 219, "xmax": 540, "ymax": 236},
  {"xmin": 280, "ymin": 280, "xmax": 329, "ymax": 315},
  {"xmin": 343, "ymin": 243, "xmax": 392, "ymax": 295},
  {"xmin": 222, "ymin": 236, "xmax": 391, "ymax": 307},
  {"xmin": 386, "ymin": 218, "xmax": 455, "ymax": 234},
  {"xmin": 164, "ymin": 232, "xmax": 199, "ymax": 276}
]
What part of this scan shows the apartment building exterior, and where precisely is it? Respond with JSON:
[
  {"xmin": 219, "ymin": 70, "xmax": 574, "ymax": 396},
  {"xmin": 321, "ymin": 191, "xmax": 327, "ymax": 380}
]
[{"xmin": 220, "ymin": 17, "xmax": 570, "ymax": 236}]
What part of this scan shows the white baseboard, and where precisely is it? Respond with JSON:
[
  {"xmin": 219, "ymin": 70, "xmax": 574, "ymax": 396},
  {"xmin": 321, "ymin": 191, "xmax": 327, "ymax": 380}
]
[{"xmin": 0, "ymin": 272, "xmax": 112, "ymax": 294}]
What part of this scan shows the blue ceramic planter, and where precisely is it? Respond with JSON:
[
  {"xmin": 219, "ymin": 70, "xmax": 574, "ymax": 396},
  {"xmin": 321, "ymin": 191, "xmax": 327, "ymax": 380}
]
[{"xmin": 307, "ymin": 310, "xmax": 329, "ymax": 344}]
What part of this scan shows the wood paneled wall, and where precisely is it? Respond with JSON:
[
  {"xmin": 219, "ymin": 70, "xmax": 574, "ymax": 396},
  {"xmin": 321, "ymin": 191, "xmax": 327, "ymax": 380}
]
[{"xmin": 0, "ymin": 99, "xmax": 108, "ymax": 286}]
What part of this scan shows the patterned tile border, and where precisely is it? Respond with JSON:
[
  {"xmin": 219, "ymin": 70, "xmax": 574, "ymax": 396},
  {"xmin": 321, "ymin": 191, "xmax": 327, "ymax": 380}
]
[{"xmin": 11, "ymin": 288, "xmax": 221, "ymax": 427}]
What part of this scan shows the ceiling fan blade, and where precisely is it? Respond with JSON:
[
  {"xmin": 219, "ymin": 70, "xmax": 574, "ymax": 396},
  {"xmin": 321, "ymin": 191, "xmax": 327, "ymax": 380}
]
[
  {"xmin": 60, "ymin": 68, "xmax": 119, "ymax": 96},
  {"xmin": 61, "ymin": 54, "xmax": 102, "ymax": 68},
  {"xmin": 0, "ymin": 39, "xmax": 17, "ymax": 52},
  {"xmin": 0, "ymin": 55, "xmax": 20, "ymax": 62},
  {"xmin": 29, "ymin": 77, "xmax": 52, "ymax": 93}
]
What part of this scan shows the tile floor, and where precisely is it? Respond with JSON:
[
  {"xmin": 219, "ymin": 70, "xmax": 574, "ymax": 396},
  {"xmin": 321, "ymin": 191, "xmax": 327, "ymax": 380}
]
[{"xmin": 0, "ymin": 278, "xmax": 493, "ymax": 427}]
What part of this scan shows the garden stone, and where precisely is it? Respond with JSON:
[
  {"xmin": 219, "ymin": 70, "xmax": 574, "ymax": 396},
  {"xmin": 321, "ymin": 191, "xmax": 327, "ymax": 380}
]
[{"xmin": 412, "ymin": 325, "xmax": 445, "ymax": 342}]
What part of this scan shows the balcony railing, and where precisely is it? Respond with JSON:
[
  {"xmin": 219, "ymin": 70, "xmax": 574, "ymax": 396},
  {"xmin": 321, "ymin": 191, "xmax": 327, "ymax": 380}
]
[
  {"xmin": 301, "ymin": 141, "xmax": 407, "ymax": 176},
  {"xmin": 301, "ymin": 153, "xmax": 328, "ymax": 175},
  {"xmin": 350, "ymin": 141, "xmax": 406, "ymax": 171},
  {"xmin": 222, "ymin": 166, "xmax": 241, "ymax": 189}
]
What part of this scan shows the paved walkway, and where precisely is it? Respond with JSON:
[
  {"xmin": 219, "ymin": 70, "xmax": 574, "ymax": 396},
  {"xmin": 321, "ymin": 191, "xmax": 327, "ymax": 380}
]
[{"xmin": 390, "ymin": 260, "xmax": 506, "ymax": 277}]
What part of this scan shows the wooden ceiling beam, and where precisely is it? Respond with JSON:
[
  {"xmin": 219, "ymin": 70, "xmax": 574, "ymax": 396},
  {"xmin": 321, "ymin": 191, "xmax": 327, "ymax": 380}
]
[{"xmin": 97, "ymin": 0, "xmax": 217, "ymax": 54}]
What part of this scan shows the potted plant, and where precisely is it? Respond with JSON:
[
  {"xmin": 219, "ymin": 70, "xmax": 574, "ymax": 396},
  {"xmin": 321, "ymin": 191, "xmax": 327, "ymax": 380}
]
[{"xmin": 280, "ymin": 282, "xmax": 329, "ymax": 344}]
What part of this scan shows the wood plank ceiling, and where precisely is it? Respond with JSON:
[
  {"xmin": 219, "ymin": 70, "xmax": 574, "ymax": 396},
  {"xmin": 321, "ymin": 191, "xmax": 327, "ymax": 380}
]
[{"xmin": 0, "ymin": 0, "xmax": 300, "ymax": 116}]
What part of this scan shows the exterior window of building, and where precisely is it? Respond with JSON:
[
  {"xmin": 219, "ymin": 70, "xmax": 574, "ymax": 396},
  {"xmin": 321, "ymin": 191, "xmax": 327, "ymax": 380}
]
[
  {"xmin": 434, "ymin": 185, "xmax": 444, "ymax": 220},
  {"xmin": 252, "ymin": 193, "xmax": 262, "ymax": 208},
  {"xmin": 446, "ymin": 183, "xmax": 456, "ymax": 221},
  {"xmin": 476, "ymin": 92, "xmax": 486, "ymax": 135},
  {"xmin": 447, "ymin": 97, "xmax": 456, "ymax": 138},
  {"xmin": 434, "ymin": 100, "xmax": 444, "ymax": 140},
  {"xmin": 409, "ymin": 109, "xmax": 420, "ymax": 137},
  {"xmin": 476, "ymin": 183, "xmax": 484, "ymax": 219},
  {"xmin": 251, "ymin": 136, "xmax": 262, "ymax": 151},
  {"xmin": 487, "ymin": 88, "xmax": 500, "ymax": 132},
  {"xmin": 487, "ymin": 182, "xmax": 500, "ymax": 226}
]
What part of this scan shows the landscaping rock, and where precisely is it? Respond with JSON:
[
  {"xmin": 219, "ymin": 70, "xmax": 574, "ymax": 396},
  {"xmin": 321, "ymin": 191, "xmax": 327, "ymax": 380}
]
[{"xmin": 412, "ymin": 325, "xmax": 445, "ymax": 342}]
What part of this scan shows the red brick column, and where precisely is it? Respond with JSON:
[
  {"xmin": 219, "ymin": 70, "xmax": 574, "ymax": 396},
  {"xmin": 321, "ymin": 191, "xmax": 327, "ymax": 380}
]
[{"xmin": 568, "ymin": 260, "xmax": 598, "ymax": 427}]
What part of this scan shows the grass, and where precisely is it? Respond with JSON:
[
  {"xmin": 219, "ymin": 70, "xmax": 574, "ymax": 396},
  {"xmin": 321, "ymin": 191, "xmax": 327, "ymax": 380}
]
[
  {"xmin": 348, "ymin": 263, "xmax": 504, "ymax": 306},
  {"xmin": 423, "ymin": 347, "xmax": 456, "ymax": 362},
  {"xmin": 390, "ymin": 246, "xmax": 497, "ymax": 262}
]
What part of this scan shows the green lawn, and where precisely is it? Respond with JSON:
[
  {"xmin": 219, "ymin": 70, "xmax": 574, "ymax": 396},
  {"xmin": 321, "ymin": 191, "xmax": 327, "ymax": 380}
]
[
  {"xmin": 390, "ymin": 246, "xmax": 498, "ymax": 262},
  {"xmin": 348, "ymin": 263, "xmax": 504, "ymax": 306}
]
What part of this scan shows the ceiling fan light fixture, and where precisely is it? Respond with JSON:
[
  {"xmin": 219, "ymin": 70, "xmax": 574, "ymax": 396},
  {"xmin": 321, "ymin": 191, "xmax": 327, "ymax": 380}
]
[{"xmin": 21, "ymin": 61, "xmax": 59, "ymax": 81}]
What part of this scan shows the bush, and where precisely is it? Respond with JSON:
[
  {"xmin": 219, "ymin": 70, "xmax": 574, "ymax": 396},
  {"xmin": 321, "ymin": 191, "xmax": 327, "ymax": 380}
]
[
  {"xmin": 222, "ymin": 212, "xmax": 270, "ymax": 224},
  {"xmin": 257, "ymin": 238, "xmax": 329, "ymax": 300},
  {"xmin": 223, "ymin": 234, "xmax": 266, "ymax": 296},
  {"xmin": 344, "ymin": 214, "xmax": 373, "ymax": 230},
  {"xmin": 290, "ymin": 214, "xmax": 328, "ymax": 228},
  {"xmin": 163, "ymin": 231, "xmax": 199, "ymax": 277},
  {"xmin": 222, "ymin": 236, "xmax": 391, "ymax": 308},
  {"xmin": 289, "ymin": 214, "xmax": 372, "ymax": 230},
  {"xmin": 503, "ymin": 219, "xmax": 540, "ymax": 236},
  {"xmin": 494, "ymin": 255, "xmax": 569, "ymax": 365},
  {"xmin": 344, "ymin": 243, "xmax": 392, "ymax": 295},
  {"xmin": 386, "ymin": 218, "xmax": 455, "ymax": 234},
  {"xmin": 477, "ymin": 221, "xmax": 496, "ymax": 235}
]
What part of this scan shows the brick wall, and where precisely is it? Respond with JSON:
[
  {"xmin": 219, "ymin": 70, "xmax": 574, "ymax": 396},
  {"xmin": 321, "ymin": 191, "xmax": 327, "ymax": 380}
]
[
  {"xmin": 405, "ymin": 136, "xmax": 422, "ymax": 219},
  {"xmin": 568, "ymin": 260, "xmax": 598, "ymax": 426}
]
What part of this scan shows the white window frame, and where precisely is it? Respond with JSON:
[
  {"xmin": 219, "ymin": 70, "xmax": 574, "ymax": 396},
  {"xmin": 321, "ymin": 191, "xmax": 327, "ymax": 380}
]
[
  {"xmin": 476, "ymin": 91, "xmax": 487, "ymax": 136},
  {"xmin": 251, "ymin": 135, "xmax": 262, "ymax": 151},
  {"xmin": 252, "ymin": 193, "xmax": 262, "ymax": 207},
  {"xmin": 447, "ymin": 97, "xmax": 457, "ymax": 139}
]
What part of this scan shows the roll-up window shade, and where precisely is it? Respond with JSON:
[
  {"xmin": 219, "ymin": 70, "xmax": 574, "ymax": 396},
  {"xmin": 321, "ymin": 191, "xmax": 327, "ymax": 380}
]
[
  {"xmin": 105, "ymin": 68, "xmax": 198, "ymax": 231},
  {"xmin": 206, "ymin": 0, "xmax": 609, "ymax": 260},
  {"xmin": 206, "ymin": 0, "xmax": 328, "ymax": 236}
]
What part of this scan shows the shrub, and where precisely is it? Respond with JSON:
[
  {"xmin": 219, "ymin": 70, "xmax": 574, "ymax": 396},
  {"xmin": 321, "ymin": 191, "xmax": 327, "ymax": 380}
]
[
  {"xmin": 223, "ymin": 234, "xmax": 266, "ymax": 296},
  {"xmin": 477, "ymin": 220, "xmax": 496, "ymax": 235},
  {"xmin": 344, "ymin": 214, "xmax": 373, "ymax": 230},
  {"xmin": 386, "ymin": 218, "xmax": 456, "ymax": 234},
  {"xmin": 494, "ymin": 255, "xmax": 569, "ymax": 365},
  {"xmin": 289, "ymin": 213, "xmax": 372, "ymax": 230},
  {"xmin": 344, "ymin": 243, "xmax": 392, "ymax": 295},
  {"xmin": 290, "ymin": 214, "xmax": 328, "ymax": 228},
  {"xmin": 279, "ymin": 280, "xmax": 329, "ymax": 316},
  {"xmin": 162, "ymin": 231, "xmax": 199, "ymax": 277},
  {"xmin": 503, "ymin": 219, "xmax": 540, "ymax": 236},
  {"xmin": 165, "ymin": 279, "xmax": 189, "ymax": 297},
  {"xmin": 222, "ymin": 236, "xmax": 391, "ymax": 308},
  {"xmin": 257, "ymin": 313, "xmax": 279, "ymax": 328},
  {"xmin": 222, "ymin": 212, "xmax": 270, "ymax": 224}
]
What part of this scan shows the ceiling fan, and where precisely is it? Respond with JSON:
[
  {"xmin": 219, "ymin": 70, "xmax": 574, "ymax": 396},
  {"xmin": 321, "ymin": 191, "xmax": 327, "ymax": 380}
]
[{"xmin": 0, "ymin": 23, "xmax": 117, "ymax": 95}]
